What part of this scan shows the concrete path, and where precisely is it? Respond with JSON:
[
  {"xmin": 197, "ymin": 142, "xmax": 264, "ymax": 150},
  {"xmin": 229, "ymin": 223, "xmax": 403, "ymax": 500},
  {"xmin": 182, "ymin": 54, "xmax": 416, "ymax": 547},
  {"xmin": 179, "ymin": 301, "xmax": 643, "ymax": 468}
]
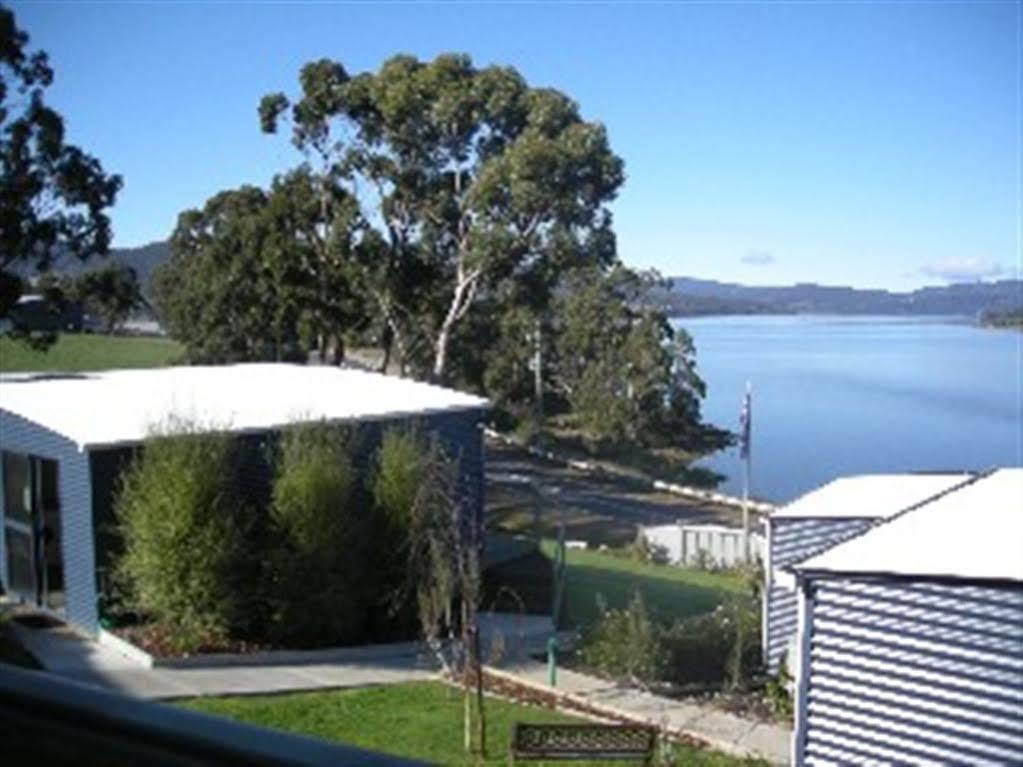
[
  {"xmin": 5, "ymin": 611, "xmax": 557, "ymax": 701},
  {"xmin": 8, "ymin": 619, "xmax": 436, "ymax": 699},
  {"xmin": 499, "ymin": 661, "xmax": 790, "ymax": 765}
]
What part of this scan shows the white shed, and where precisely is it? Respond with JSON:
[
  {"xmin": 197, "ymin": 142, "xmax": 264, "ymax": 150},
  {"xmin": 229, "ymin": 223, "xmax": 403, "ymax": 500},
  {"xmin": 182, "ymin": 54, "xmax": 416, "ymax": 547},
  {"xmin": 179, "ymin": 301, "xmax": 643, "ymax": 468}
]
[
  {"xmin": 763, "ymin": 472, "xmax": 973, "ymax": 673},
  {"xmin": 790, "ymin": 468, "xmax": 1023, "ymax": 765}
]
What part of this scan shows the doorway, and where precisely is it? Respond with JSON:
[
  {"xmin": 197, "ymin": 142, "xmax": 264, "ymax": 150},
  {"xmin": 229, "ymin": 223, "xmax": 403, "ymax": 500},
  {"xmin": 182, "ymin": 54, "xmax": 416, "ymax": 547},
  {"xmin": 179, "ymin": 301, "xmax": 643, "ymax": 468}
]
[{"xmin": 2, "ymin": 451, "xmax": 64, "ymax": 611}]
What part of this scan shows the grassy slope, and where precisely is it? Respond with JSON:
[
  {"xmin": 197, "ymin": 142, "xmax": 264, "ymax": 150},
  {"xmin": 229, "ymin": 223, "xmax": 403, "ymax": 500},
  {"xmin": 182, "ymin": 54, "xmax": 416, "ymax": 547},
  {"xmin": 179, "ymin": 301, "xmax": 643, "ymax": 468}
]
[
  {"xmin": 0, "ymin": 333, "xmax": 183, "ymax": 372},
  {"xmin": 180, "ymin": 682, "xmax": 762, "ymax": 766},
  {"xmin": 485, "ymin": 537, "xmax": 744, "ymax": 630},
  {"xmin": 550, "ymin": 542, "xmax": 745, "ymax": 628}
]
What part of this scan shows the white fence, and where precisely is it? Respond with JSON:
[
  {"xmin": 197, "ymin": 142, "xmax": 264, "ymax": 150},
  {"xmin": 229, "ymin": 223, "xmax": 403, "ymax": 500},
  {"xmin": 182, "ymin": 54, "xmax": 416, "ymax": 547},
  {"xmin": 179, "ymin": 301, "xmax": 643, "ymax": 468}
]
[{"xmin": 641, "ymin": 523, "xmax": 764, "ymax": 568}]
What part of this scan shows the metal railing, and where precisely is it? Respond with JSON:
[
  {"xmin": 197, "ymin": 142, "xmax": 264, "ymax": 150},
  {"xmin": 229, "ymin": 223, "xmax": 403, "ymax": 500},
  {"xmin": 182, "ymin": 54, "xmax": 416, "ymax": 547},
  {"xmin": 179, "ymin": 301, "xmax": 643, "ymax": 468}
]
[{"xmin": 0, "ymin": 665, "xmax": 424, "ymax": 766}]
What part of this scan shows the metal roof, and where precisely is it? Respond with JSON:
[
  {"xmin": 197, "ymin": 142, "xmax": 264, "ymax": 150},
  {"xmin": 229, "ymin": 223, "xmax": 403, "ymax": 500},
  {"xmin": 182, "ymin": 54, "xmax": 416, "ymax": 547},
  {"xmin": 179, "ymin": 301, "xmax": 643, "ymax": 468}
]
[
  {"xmin": 770, "ymin": 473, "xmax": 974, "ymax": 520},
  {"xmin": 795, "ymin": 468, "xmax": 1023, "ymax": 582},
  {"xmin": 0, "ymin": 364, "xmax": 488, "ymax": 450}
]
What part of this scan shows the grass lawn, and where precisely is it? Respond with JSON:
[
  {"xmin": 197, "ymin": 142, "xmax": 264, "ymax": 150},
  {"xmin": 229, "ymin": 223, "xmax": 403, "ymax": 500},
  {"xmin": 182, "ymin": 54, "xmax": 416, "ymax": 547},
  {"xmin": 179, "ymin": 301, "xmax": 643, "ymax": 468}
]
[
  {"xmin": 484, "ymin": 536, "xmax": 745, "ymax": 630},
  {"xmin": 180, "ymin": 682, "xmax": 764, "ymax": 766},
  {"xmin": 0, "ymin": 333, "xmax": 183, "ymax": 372}
]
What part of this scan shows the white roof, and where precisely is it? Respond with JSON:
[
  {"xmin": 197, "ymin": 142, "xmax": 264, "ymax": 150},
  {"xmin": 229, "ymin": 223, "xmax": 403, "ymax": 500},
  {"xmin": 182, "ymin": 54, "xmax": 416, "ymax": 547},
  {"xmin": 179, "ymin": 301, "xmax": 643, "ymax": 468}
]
[
  {"xmin": 0, "ymin": 364, "xmax": 488, "ymax": 450},
  {"xmin": 796, "ymin": 469, "xmax": 1023, "ymax": 582},
  {"xmin": 771, "ymin": 473, "xmax": 973, "ymax": 519}
]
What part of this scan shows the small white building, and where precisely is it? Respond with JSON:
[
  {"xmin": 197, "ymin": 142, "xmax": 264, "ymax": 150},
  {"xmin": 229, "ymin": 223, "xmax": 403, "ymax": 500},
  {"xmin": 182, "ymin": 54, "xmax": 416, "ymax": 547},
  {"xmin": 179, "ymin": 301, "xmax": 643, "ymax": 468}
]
[
  {"xmin": 763, "ymin": 472, "xmax": 973, "ymax": 673},
  {"xmin": 790, "ymin": 468, "xmax": 1023, "ymax": 765},
  {"xmin": 0, "ymin": 364, "xmax": 489, "ymax": 636}
]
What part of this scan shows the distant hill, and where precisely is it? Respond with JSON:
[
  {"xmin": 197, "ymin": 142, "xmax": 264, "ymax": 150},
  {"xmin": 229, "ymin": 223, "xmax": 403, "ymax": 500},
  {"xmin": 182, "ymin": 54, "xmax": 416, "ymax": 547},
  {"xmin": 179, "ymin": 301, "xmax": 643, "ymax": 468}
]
[
  {"xmin": 14, "ymin": 240, "xmax": 171, "ymax": 300},
  {"xmin": 660, "ymin": 277, "xmax": 1023, "ymax": 317}
]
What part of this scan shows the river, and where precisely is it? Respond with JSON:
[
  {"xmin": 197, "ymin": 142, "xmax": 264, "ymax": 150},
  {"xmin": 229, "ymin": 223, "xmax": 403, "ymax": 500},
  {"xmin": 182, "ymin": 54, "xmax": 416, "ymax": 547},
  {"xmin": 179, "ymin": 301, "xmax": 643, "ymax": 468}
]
[{"xmin": 675, "ymin": 315, "xmax": 1022, "ymax": 503}]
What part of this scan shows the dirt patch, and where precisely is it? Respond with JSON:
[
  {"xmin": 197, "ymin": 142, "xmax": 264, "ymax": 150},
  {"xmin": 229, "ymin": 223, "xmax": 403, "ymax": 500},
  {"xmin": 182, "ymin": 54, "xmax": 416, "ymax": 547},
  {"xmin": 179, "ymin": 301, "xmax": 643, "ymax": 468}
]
[{"xmin": 112, "ymin": 624, "xmax": 272, "ymax": 658}]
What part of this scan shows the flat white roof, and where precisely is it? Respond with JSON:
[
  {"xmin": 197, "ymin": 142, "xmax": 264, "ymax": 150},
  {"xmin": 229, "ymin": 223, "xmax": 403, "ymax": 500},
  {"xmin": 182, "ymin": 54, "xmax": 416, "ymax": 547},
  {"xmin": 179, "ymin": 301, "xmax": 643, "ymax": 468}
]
[
  {"xmin": 0, "ymin": 364, "xmax": 488, "ymax": 450},
  {"xmin": 770, "ymin": 473, "xmax": 973, "ymax": 520},
  {"xmin": 796, "ymin": 469, "xmax": 1023, "ymax": 582}
]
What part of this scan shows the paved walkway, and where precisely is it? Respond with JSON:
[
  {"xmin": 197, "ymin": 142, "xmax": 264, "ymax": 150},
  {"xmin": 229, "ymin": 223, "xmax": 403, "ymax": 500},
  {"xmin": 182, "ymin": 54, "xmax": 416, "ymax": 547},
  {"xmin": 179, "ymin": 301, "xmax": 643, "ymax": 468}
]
[
  {"xmin": 498, "ymin": 661, "xmax": 790, "ymax": 765},
  {"xmin": 5, "ymin": 611, "xmax": 556, "ymax": 700}
]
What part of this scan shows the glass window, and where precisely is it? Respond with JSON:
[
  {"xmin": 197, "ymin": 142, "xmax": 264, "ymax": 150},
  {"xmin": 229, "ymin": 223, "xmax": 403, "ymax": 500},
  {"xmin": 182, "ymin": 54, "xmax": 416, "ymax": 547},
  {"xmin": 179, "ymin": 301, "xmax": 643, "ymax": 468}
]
[
  {"xmin": 5, "ymin": 528, "xmax": 34, "ymax": 595},
  {"xmin": 2, "ymin": 451, "xmax": 32, "ymax": 526}
]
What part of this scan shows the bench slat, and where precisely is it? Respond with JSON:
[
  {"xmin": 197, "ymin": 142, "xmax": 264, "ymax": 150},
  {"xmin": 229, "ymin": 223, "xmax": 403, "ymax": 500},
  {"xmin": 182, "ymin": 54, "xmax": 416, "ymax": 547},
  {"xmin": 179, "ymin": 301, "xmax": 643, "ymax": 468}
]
[{"xmin": 511, "ymin": 722, "xmax": 656, "ymax": 763}]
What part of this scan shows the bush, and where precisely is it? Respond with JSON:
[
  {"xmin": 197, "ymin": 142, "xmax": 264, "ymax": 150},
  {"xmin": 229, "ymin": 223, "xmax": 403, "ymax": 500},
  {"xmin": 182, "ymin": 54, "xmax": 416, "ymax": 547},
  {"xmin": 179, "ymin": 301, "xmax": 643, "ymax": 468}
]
[
  {"xmin": 113, "ymin": 425, "xmax": 253, "ymax": 652},
  {"xmin": 368, "ymin": 427, "xmax": 434, "ymax": 627},
  {"xmin": 579, "ymin": 591, "xmax": 666, "ymax": 685},
  {"xmin": 662, "ymin": 596, "xmax": 761, "ymax": 689},
  {"xmin": 269, "ymin": 422, "xmax": 367, "ymax": 646}
]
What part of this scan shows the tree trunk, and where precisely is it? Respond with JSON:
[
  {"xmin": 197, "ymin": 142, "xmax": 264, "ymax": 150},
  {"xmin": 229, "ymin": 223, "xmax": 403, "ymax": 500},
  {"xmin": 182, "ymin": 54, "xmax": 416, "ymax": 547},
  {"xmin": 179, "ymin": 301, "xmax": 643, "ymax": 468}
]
[{"xmin": 432, "ymin": 324, "xmax": 452, "ymax": 382}]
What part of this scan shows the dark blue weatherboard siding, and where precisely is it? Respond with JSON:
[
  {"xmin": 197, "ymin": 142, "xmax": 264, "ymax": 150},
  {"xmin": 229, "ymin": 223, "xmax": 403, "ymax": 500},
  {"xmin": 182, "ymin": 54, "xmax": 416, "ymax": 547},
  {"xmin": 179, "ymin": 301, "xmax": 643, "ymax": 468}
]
[
  {"xmin": 765, "ymin": 517, "xmax": 873, "ymax": 672},
  {"xmin": 86, "ymin": 407, "xmax": 486, "ymax": 629},
  {"xmin": 798, "ymin": 577, "xmax": 1023, "ymax": 765},
  {"xmin": 0, "ymin": 409, "xmax": 99, "ymax": 634}
]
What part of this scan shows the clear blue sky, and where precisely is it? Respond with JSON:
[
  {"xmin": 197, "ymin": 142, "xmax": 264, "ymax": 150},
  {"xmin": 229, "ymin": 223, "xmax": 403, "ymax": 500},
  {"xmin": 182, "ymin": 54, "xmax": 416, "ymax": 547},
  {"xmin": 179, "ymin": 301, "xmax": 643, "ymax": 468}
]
[{"xmin": 11, "ymin": 0, "xmax": 1020, "ymax": 289}]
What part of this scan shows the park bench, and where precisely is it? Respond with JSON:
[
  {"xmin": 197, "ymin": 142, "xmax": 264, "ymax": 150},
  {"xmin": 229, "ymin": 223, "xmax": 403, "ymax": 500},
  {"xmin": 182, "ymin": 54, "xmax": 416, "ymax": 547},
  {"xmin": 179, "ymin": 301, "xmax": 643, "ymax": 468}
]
[{"xmin": 510, "ymin": 722, "xmax": 657, "ymax": 764}]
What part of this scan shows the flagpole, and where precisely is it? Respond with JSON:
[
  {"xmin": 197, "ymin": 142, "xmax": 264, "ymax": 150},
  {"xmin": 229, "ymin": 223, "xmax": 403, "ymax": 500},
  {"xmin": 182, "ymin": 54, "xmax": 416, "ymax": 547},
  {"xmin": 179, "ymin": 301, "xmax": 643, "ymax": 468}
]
[{"xmin": 742, "ymin": 380, "xmax": 752, "ymax": 564}]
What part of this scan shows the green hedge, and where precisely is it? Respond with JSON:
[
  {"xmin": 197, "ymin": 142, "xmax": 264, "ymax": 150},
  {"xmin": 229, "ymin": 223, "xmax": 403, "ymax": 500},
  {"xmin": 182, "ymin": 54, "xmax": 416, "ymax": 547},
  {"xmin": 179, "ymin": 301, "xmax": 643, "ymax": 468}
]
[{"xmin": 113, "ymin": 427, "xmax": 256, "ymax": 651}]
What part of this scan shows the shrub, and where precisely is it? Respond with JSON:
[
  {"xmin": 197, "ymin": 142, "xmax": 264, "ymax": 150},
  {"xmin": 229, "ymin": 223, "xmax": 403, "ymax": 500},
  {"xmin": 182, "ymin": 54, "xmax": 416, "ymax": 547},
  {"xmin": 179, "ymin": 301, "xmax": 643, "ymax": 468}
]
[
  {"xmin": 662, "ymin": 595, "xmax": 761, "ymax": 689},
  {"xmin": 579, "ymin": 591, "xmax": 666, "ymax": 685},
  {"xmin": 113, "ymin": 425, "xmax": 252, "ymax": 652},
  {"xmin": 369, "ymin": 427, "xmax": 430, "ymax": 625},
  {"xmin": 269, "ymin": 422, "xmax": 366, "ymax": 645}
]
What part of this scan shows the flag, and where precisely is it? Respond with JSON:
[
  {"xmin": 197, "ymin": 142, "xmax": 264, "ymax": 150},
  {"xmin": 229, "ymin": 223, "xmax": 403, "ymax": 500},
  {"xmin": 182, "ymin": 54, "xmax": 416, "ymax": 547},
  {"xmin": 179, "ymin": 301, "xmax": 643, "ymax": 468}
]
[{"xmin": 738, "ymin": 387, "xmax": 751, "ymax": 460}]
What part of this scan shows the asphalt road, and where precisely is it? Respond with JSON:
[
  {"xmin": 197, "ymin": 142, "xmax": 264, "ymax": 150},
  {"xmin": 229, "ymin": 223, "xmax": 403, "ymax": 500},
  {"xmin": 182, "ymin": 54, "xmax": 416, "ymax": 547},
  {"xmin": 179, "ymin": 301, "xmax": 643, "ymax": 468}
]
[{"xmin": 485, "ymin": 440, "xmax": 745, "ymax": 545}]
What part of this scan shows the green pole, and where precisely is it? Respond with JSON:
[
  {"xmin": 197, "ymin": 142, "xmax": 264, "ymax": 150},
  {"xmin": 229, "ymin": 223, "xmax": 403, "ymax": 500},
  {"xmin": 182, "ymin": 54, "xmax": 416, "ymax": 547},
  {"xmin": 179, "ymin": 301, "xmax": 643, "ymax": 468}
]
[
  {"xmin": 547, "ymin": 635, "xmax": 558, "ymax": 687},
  {"xmin": 548, "ymin": 512, "xmax": 566, "ymax": 687}
]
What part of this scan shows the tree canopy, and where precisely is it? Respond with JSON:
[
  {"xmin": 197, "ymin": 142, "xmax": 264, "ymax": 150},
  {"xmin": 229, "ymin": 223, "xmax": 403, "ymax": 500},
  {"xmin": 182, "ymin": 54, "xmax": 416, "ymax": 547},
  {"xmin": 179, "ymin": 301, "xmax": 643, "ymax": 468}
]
[
  {"xmin": 0, "ymin": 5, "xmax": 120, "ymax": 323},
  {"xmin": 153, "ymin": 50, "xmax": 723, "ymax": 452},
  {"xmin": 259, "ymin": 53, "xmax": 623, "ymax": 381}
]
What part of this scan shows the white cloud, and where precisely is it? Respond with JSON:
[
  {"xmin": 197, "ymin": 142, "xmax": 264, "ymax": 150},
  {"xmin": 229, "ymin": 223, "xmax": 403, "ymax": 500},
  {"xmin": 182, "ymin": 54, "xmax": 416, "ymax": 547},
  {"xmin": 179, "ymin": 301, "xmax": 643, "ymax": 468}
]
[
  {"xmin": 919, "ymin": 258, "xmax": 1006, "ymax": 283},
  {"xmin": 741, "ymin": 250, "xmax": 775, "ymax": 266}
]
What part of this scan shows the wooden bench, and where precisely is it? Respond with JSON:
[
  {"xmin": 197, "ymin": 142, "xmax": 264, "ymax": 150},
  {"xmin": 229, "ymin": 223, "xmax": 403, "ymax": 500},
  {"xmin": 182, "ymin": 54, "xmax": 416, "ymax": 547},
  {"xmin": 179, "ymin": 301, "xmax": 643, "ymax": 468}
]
[{"xmin": 510, "ymin": 722, "xmax": 657, "ymax": 763}]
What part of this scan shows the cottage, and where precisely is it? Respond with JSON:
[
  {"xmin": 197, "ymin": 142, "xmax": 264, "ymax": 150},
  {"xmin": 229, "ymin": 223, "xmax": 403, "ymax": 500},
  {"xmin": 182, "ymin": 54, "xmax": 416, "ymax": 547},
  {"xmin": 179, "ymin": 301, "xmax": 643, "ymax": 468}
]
[
  {"xmin": 762, "ymin": 472, "xmax": 972, "ymax": 673},
  {"xmin": 0, "ymin": 364, "xmax": 488, "ymax": 636},
  {"xmin": 790, "ymin": 468, "xmax": 1023, "ymax": 765}
]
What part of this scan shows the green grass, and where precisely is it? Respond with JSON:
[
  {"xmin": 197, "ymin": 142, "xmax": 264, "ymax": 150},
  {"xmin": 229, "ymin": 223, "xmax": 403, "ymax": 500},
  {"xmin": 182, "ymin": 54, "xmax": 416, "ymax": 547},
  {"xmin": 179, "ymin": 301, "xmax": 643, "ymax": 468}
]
[
  {"xmin": 485, "ymin": 537, "xmax": 744, "ymax": 630},
  {"xmin": 0, "ymin": 333, "xmax": 183, "ymax": 372},
  {"xmin": 548, "ymin": 542, "xmax": 745, "ymax": 629},
  {"xmin": 179, "ymin": 682, "xmax": 763, "ymax": 766}
]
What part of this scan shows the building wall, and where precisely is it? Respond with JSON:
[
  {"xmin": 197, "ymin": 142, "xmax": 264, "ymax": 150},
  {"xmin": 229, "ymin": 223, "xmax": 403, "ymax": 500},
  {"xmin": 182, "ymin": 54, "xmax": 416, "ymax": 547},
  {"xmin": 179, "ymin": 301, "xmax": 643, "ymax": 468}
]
[
  {"xmin": 796, "ymin": 576, "xmax": 1023, "ymax": 765},
  {"xmin": 0, "ymin": 409, "xmax": 98, "ymax": 634},
  {"xmin": 764, "ymin": 517, "xmax": 873, "ymax": 673},
  {"xmin": 641, "ymin": 523, "xmax": 764, "ymax": 568},
  {"xmin": 86, "ymin": 407, "xmax": 486, "ymax": 625}
]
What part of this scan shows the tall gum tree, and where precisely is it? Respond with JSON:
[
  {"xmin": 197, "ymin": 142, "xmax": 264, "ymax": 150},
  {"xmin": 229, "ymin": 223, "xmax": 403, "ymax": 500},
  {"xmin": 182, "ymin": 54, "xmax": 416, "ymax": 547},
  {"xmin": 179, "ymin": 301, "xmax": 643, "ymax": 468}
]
[
  {"xmin": 0, "ymin": 6, "xmax": 121, "ymax": 324},
  {"xmin": 259, "ymin": 53, "xmax": 623, "ymax": 382}
]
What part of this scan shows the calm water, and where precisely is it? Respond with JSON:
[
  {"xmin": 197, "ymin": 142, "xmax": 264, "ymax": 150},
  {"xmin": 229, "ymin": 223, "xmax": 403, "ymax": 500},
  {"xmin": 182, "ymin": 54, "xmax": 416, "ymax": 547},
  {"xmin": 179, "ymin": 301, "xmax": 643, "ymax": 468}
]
[{"xmin": 676, "ymin": 315, "xmax": 1022, "ymax": 503}]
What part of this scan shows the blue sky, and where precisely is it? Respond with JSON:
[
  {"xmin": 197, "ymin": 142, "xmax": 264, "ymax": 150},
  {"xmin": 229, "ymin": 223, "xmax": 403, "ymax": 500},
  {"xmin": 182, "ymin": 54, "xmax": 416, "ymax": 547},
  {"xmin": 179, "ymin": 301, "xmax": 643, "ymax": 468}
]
[{"xmin": 10, "ymin": 1, "xmax": 1020, "ymax": 289}]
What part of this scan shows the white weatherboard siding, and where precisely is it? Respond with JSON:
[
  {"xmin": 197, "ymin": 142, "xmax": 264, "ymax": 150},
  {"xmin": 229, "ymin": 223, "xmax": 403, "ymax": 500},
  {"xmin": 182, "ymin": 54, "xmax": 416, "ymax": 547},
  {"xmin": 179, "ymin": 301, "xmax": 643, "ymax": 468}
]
[
  {"xmin": 0, "ymin": 364, "xmax": 488, "ymax": 450},
  {"xmin": 640, "ymin": 523, "xmax": 764, "ymax": 568},
  {"xmin": 793, "ymin": 469, "xmax": 1023, "ymax": 766},
  {"xmin": 762, "ymin": 472, "xmax": 971, "ymax": 673},
  {"xmin": 800, "ymin": 579, "xmax": 1023, "ymax": 765},
  {"xmin": 765, "ymin": 517, "xmax": 873, "ymax": 673}
]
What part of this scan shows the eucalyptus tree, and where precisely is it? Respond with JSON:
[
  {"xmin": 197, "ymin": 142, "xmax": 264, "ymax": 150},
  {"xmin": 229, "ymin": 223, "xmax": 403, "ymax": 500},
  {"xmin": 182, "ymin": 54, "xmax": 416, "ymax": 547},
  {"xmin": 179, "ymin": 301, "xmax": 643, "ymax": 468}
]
[
  {"xmin": 259, "ymin": 53, "xmax": 623, "ymax": 381},
  {"xmin": 552, "ymin": 266, "xmax": 710, "ymax": 448},
  {"xmin": 0, "ymin": 6, "xmax": 121, "ymax": 325}
]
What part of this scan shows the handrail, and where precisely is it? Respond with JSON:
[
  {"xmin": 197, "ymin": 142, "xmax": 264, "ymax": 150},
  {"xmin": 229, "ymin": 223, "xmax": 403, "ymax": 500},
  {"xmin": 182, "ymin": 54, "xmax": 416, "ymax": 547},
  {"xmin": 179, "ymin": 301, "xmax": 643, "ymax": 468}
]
[{"xmin": 0, "ymin": 665, "xmax": 424, "ymax": 766}]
